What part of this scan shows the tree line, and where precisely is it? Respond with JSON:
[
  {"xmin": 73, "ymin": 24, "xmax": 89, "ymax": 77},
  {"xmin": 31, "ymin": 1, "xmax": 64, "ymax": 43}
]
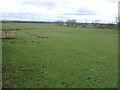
[{"xmin": 55, "ymin": 19, "xmax": 117, "ymax": 29}]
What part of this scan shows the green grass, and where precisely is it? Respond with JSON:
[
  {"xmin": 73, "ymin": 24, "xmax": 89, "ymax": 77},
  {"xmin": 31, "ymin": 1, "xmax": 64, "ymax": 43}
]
[{"xmin": 2, "ymin": 23, "xmax": 118, "ymax": 88}]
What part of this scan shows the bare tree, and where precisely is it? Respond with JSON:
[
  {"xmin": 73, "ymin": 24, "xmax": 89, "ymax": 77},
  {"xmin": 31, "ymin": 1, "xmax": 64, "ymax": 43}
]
[
  {"xmin": 93, "ymin": 19, "xmax": 101, "ymax": 28},
  {"xmin": 55, "ymin": 20, "xmax": 64, "ymax": 26},
  {"xmin": 66, "ymin": 19, "xmax": 77, "ymax": 28}
]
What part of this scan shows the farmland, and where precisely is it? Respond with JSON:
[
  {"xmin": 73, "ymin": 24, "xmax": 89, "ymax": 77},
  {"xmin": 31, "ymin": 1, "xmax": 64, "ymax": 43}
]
[{"xmin": 2, "ymin": 23, "xmax": 118, "ymax": 88}]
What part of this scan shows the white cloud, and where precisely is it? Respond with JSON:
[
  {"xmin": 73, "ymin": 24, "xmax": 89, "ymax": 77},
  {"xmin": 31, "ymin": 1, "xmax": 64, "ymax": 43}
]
[{"xmin": 0, "ymin": 0, "xmax": 118, "ymax": 23}]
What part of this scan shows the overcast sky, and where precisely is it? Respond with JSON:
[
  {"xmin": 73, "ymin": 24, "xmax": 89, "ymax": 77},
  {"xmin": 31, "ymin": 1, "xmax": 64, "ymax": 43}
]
[{"xmin": 0, "ymin": 0, "xmax": 118, "ymax": 23}]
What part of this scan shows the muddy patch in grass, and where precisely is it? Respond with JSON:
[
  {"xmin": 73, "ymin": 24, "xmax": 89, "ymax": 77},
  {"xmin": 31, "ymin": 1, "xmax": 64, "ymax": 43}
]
[
  {"xmin": 1, "ymin": 29, "xmax": 21, "ymax": 30},
  {"xmin": 113, "ymin": 35, "xmax": 120, "ymax": 37},
  {"xmin": 37, "ymin": 36, "xmax": 49, "ymax": 38},
  {"xmin": 9, "ymin": 42, "xmax": 15, "ymax": 43},
  {"xmin": 23, "ymin": 41, "xmax": 26, "ymax": 42},
  {"xmin": 36, "ymin": 42, "xmax": 40, "ymax": 43}
]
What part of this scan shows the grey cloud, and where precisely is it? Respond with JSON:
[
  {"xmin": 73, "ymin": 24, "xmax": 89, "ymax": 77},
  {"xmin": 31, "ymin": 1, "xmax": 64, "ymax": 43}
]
[
  {"xmin": 76, "ymin": 8, "xmax": 96, "ymax": 15},
  {"xmin": 2, "ymin": 13, "xmax": 42, "ymax": 20},
  {"xmin": 22, "ymin": 1, "xmax": 57, "ymax": 10},
  {"xmin": 63, "ymin": 8, "xmax": 96, "ymax": 16},
  {"xmin": 1, "ymin": 13, "xmax": 66, "ymax": 21}
]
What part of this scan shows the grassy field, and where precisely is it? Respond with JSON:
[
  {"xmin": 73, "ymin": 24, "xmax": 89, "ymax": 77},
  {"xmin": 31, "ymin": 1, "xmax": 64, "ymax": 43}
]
[{"xmin": 2, "ymin": 23, "xmax": 118, "ymax": 88}]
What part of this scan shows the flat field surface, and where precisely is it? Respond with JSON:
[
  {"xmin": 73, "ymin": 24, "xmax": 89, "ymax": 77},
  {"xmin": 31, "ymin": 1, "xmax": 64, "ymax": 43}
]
[{"xmin": 2, "ymin": 23, "xmax": 118, "ymax": 88}]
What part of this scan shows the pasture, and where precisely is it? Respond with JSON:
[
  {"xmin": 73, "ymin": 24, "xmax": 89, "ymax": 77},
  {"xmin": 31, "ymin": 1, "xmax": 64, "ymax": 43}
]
[{"xmin": 2, "ymin": 23, "xmax": 118, "ymax": 88}]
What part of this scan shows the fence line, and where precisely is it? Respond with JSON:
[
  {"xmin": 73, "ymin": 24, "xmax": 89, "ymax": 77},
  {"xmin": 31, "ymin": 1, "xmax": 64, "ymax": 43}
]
[{"xmin": 0, "ymin": 32, "xmax": 17, "ymax": 39}]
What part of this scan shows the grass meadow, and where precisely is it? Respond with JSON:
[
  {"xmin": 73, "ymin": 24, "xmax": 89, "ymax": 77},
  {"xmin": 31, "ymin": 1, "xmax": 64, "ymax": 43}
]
[{"xmin": 2, "ymin": 23, "xmax": 118, "ymax": 88}]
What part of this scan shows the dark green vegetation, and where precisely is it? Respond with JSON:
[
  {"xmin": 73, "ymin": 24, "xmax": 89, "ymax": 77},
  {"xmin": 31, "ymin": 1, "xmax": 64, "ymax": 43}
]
[{"xmin": 2, "ymin": 23, "xmax": 118, "ymax": 88}]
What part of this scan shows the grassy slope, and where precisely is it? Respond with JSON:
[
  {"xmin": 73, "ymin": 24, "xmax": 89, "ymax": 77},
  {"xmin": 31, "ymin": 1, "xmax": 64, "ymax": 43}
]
[{"xmin": 2, "ymin": 23, "xmax": 118, "ymax": 88}]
